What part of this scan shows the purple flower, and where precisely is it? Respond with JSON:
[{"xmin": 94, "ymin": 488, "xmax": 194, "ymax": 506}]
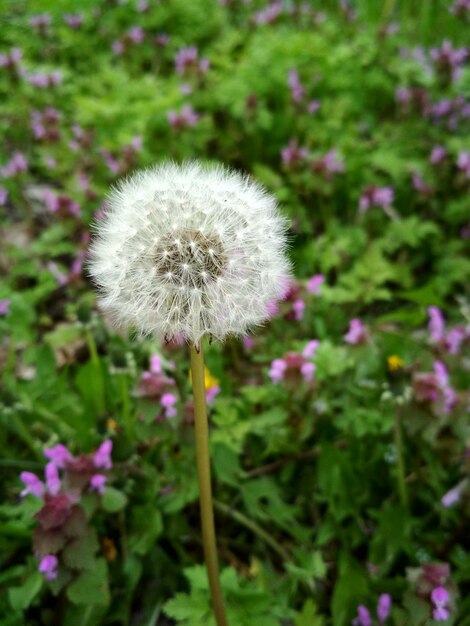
[
  {"xmin": 112, "ymin": 40, "xmax": 124, "ymax": 55},
  {"xmin": 175, "ymin": 46, "xmax": 198, "ymax": 73},
  {"xmin": 352, "ymin": 605, "xmax": 372, "ymax": 626},
  {"xmin": 441, "ymin": 483, "xmax": 464, "ymax": 508},
  {"xmin": 64, "ymin": 14, "xmax": 84, "ymax": 29},
  {"xmin": 155, "ymin": 33, "xmax": 170, "ymax": 47},
  {"xmin": 307, "ymin": 100, "xmax": 320, "ymax": 114},
  {"xmin": 243, "ymin": 336, "xmax": 255, "ymax": 350},
  {"xmin": 45, "ymin": 462, "xmax": 61, "ymax": 495},
  {"xmin": 269, "ymin": 358, "xmax": 287, "ymax": 383},
  {"xmin": 302, "ymin": 340, "xmax": 319, "ymax": 359},
  {"xmin": 206, "ymin": 386, "xmax": 220, "ymax": 404},
  {"xmin": 127, "ymin": 26, "xmax": 144, "ymax": 44},
  {"xmin": 377, "ymin": 594, "xmax": 392, "ymax": 623},
  {"xmin": 306, "ymin": 274, "xmax": 325, "ymax": 294},
  {"xmin": 301, "ymin": 362, "xmax": 315, "ymax": 382},
  {"xmin": 430, "ymin": 146, "xmax": 447, "ymax": 165},
  {"xmin": 281, "ymin": 139, "xmax": 308, "ymax": 166},
  {"xmin": 446, "ymin": 327, "xmax": 465, "ymax": 354},
  {"xmin": 44, "ymin": 444, "xmax": 73, "ymax": 468},
  {"xmin": 137, "ymin": 0, "xmax": 149, "ymax": 11},
  {"xmin": 253, "ymin": 0, "xmax": 283, "ymax": 24},
  {"xmin": 428, "ymin": 306, "xmax": 445, "ymax": 342},
  {"xmin": 90, "ymin": 474, "xmax": 107, "ymax": 494},
  {"xmin": 358, "ymin": 186, "xmax": 394, "ymax": 212},
  {"xmin": 288, "ymin": 69, "xmax": 304, "ymax": 103},
  {"xmin": 0, "ymin": 152, "xmax": 28, "ymax": 178},
  {"xmin": 160, "ymin": 392, "xmax": 177, "ymax": 418},
  {"xmin": 0, "ymin": 298, "xmax": 10, "ymax": 315},
  {"xmin": 19, "ymin": 472, "xmax": 45, "ymax": 498},
  {"xmin": 150, "ymin": 354, "xmax": 163, "ymax": 374},
  {"xmin": 167, "ymin": 104, "xmax": 199, "ymax": 129},
  {"xmin": 30, "ymin": 15, "xmax": 51, "ymax": 31},
  {"xmin": 292, "ymin": 299, "xmax": 305, "ymax": 321},
  {"xmin": 39, "ymin": 555, "xmax": 58, "ymax": 581},
  {"xmin": 344, "ymin": 319, "xmax": 367, "ymax": 345},
  {"xmin": 457, "ymin": 150, "xmax": 470, "ymax": 178},
  {"xmin": 431, "ymin": 587, "xmax": 450, "ymax": 621},
  {"xmin": 322, "ymin": 149, "xmax": 345, "ymax": 174},
  {"xmin": 93, "ymin": 440, "xmax": 113, "ymax": 469}
]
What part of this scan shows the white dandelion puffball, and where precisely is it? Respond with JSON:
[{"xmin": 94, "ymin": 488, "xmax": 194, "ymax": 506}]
[{"xmin": 89, "ymin": 161, "xmax": 291, "ymax": 344}]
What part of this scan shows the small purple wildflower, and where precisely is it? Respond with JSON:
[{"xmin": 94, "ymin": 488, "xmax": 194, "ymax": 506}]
[
  {"xmin": 19, "ymin": 472, "xmax": 45, "ymax": 498},
  {"xmin": 0, "ymin": 152, "xmax": 28, "ymax": 178},
  {"xmin": 44, "ymin": 444, "xmax": 73, "ymax": 469},
  {"xmin": 344, "ymin": 319, "xmax": 367, "ymax": 345},
  {"xmin": 243, "ymin": 336, "xmax": 255, "ymax": 350},
  {"xmin": 441, "ymin": 483, "xmax": 464, "ymax": 508},
  {"xmin": 430, "ymin": 146, "xmax": 447, "ymax": 165},
  {"xmin": 446, "ymin": 327, "xmax": 465, "ymax": 354},
  {"xmin": 302, "ymin": 340, "xmax": 319, "ymax": 359},
  {"xmin": 431, "ymin": 587, "xmax": 450, "ymax": 622},
  {"xmin": 307, "ymin": 274, "xmax": 325, "ymax": 294},
  {"xmin": 300, "ymin": 362, "xmax": 315, "ymax": 382},
  {"xmin": 0, "ymin": 187, "xmax": 8, "ymax": 206},
  {"xmin": 39, "ymin": 555, "xmax": 58, "ymax": 581},
  {"xmin": 359, "ymin": 186, "xmax": 394, "ymax": 212},
  {"xmin": 457, "ymin": 151, "xmax": 470, "ymax": 178},
  {"xmin": 161, "ymin": 392, "xmax": 177, "ymax": 418},
  {"xmin": 377, "ymin": 593, "xmax": 392, "ymax": 623},
  {"xmin": 288, "ymin": 69, "xmax": 304, "ymax": 103},
  {"xmin": 127, "ymin": 26, "xmax": 145, "ymax": 44},
  {"xmin": 281, "ymin": 139, "xmax": 308, "ymax": 167},
  {"xmin": 206, "ymin": 386, "xmax": 220, "ymax": 404},
  {"xmin": 64, "ymin": 14, "xmax": 84, "ymax": 29},
  {"xmin": 269, "ymin": 358, "xmax": 287, "ymax": 383},
  {"xmin": 93, "ymin": 440, "xmax": 113, "ymax": 470},
  {"xmin": 167, "ymin": 104, "xmax": 199, "ymax": 129},
  {"xmin": 428, "ymin": 306, "xmax": 445, "ymax": 342},
  {"xmin": 352, "ymin": 605, "xmax": 372, "ymax": 626},
  {"xmin": 0, "ymin": 298, "xmax": 10, "ymax": 315},
  {"xmin": 307, "ymin": 100, "xmax": 320, "ymax": 114},
  {"xmin": 292, "ymin": 299, "xmax": 305, "ymax": 321},
  {"xmin": 45, "ymin": 462, "xmax": 61, "ymax": 496},
  {"xmin": 90, "ymin": 474, "xmax": 107, "ymax": 494}
]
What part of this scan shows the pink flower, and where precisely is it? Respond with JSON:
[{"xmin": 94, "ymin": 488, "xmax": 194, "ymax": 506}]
[
  {"xmin": 292, "ymin": 299, "xmax": 305, "ymax": 320},
  {"xmin": 377, "ymin": 594, "xmax": 392, "ymax": 623},
  {"xmin": 39, "ymin": 555, "xmax": 58, "ymax": 581},
  {"xmin": 64, "ymin": 13, "xmax": 84, "ymax": 29},
  {"xmin": 269, "ymin": 358, "xmax": 287, "ymax": 383},
  {"xmin": 307, "ymin": 274, "xmax": 325, "ymax": 294},
  {"xmin": 0, "ymin": 298, "xmax": 10, "ymax": 315},
  {"xmin": 344, "ymin": 319, "xmax": 367, "ymax": 345},
  {"xmin": 446, "ymin": 327, "xmax": 465, "ymax": 354},
  {"xmin": 300, "ymin": 362, "xmax": 315, "ymax": 382},
  {"xmin": 431, "ymin": 587, "xmax": 450, "ymax": 621},
  {"xmin": 167, "ymin": 104, "xmax": 199, "ymax": 129},
  {"xmin": 206, "ymin": 386, "xmax": 220, "ymax": 404},
  {"xmin": 128, "ymin": 26, "xmax": 144, "ymax": 44},
  {"xmin": 302, "ymin": 340, "xmax": 319, "ymax": 359},
  {"xmin": 90, "ymin": 474, "xmax": 107, "ymax": 494},
  {"xmin": 243, "ymin": 336, "xmax": 255, "ymax": 350},
  {"xmin": 457, "ymin": 150, "xmax": 470, "ymax": 178},
  {"xmin": 45, "ymin": 462, "xmax": 61, "ymax": 495},
  {"xmin": 428, "ymin": 306, "xmax": 445, "ymax": 342},
  {"xmin": 281, "ymin": 139, "xmax": 308, "ymax": 166},
  {"xmin": 441, "ymin": 483, "xmax": 464, "ymax": 508},
  {"xmin": 430, "ymin": 146, "xmax": 447, "ymax": 165},
  {"xmin": 287, "ymin": 69, "xmax": 304, "ymax": 103},
  {"xmin": 93, "ymin": 440, "xmax": 113, "ymax": 469},
  {"xmin": 44, "ymin": 444, "xmax": 73, "ymax": 468},
  {"xmin": 112, "ymin": 40, "xmax": 124, "ymax": 55},
  {"xmin": 161, "ymin": 392, "xmax": 177, "ymax": 418},
  {"xmin": 358, "ymin": 186, "xmax": 394, "ymax": 212},
  {"xmin": 353, "ymin": 605, "xmax": 372, "ymax": 626},
  {"xmin": 307, "ymin": 100, "xmax": 320, "ymax": 114},
  {"xmin": 19, "ymin": 472, "xmax": 45, "ymax": 498},
  {"xmin": 150, "ymin": 354, "xmax": 163, "ymax": 374}
]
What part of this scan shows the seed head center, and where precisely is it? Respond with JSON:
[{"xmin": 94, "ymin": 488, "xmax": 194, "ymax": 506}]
[{"xmin": 155, "ymin": 229, "xmax": 227, "ymax": 288}]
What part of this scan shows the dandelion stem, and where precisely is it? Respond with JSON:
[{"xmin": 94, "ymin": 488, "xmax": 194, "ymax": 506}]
[
  {"xmin": 393, "ymin": 406, "xmax": 409, "ymax": 509},
  {"xmin": 190, "ymin": 343, "xmax": 228, "ymax": 626}
]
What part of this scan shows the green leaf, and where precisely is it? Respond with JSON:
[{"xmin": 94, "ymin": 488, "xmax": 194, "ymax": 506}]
[
  {"xmin": 294, "ymin": 599, "xmax": 325, "ymax": 626},
  {"xmin": 66, "ymin": 559, "xmax": 110, "ymax": 606},
  {"xmin": 101, "ymin": 487, "xmax": 128, "ymax": 513},
  {"xmin": 128, "ymin": 505, "xmax": 163, "ymax": 556},
  {"xmin": 62, "ymin": 530, "xmax": 100, "ymax": 571},
  {"xmin": 8, "ymin": 572, "xmax": 43, "ymax": 611}
]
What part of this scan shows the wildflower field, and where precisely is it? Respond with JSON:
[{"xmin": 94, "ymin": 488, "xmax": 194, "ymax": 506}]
[{"xmin": 1, "ymin": 1, "xmax": 470, "ymax": 625}]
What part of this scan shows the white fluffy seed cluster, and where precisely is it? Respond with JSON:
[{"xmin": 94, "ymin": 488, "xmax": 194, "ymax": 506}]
[{"xmin": 89, "ymin": 161, "xmax": 291, "ymax": 345}]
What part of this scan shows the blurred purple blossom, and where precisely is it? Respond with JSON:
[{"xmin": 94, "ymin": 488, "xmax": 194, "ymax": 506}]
[
  {"xmin": 93, "ymin": 440, "xmax": 113, "ymax": 470},
  {"xmin": 288, "ymin": 69, "xmax": 305, "ymax": 103},
  {"xmin": 90, "ymin": 474, "xmax": 107, "ymax": 494},
  {"xmin": 377, "ymin": 594, "xmax": 392, "ymax": 623},
  {"xmin": 352, "ymin": 605, "xmax": 372, "ymax": 626},
  {"xmin": 137, "ymin": 0, "xmax": 149, "ymax": 11},
  {"xmin": 281, "ymin": 139, "xmax": 308, "ymax": 167},
  {"xmin": 302, "ymin": 340, "xmax": 319, "ymax": 359},
  {"xmin": 292, "ymin": 299, "xmax": 305, "ymax": 320},
  {"xmin": 160, "ymin": 392, "xmax": 177, "ymax": 418},
  {"xmin": 167, "ymin": 105, "xmax": 200, "ymax": 129},
  {"xmin": 0, "ymin": 298, "xmax": 10, "ymax": 315},
  {"xmin": 0, "ymin": 47, "xmax": 23, "ymax": 71},
  {"xmin": 307, "ymin": 274, "xmax": 325, "ymax": 294},
  {"xmin": 0, "ymin": 188, "xmax": 8, "ymax": 206},
  {"xmin": 431, "ymin": 587, "xmax": 450, "ymax": 621},
  {"xmin": 155, "ymin": 33, "xmax": 170, "ymax": 47},
  {"xmin": 39, "ymin": 555, "xmax": 58, "ymax": 581},
  {"xmin": 430, "ymin": 145, "xmax": 447, "ymax": 164},
  {"xmin": 307, "ymin": 100, "xmax": 320, "ymax": 114},
  {"xmin": 20, "ymin": 472, "xmax": 45, "ymax": 498},
  {"xmin": 450, "ymin": 0, "xmax": 470, "ymax": 15},
  {"xmin": 175, "ymin": 46, "xmax": 209, "ymax": 76},
  {"xmin": 344, "ymin": 319, "xmax": 368, "ymax": 345},
  {"xmin": 0, "ymin": 152, "xmax": 28, "ymax": 178},
  {"xmin": 359, "ymin": 186, "xmax": 394, "ymax": 212},
  {"xmin": 457, "ymin": 151, "xmax": 470, "ymax": 178},
  {"xmin": 64, "ymin": 14, "xmax": 84, "ymax": 29},
  {"xmin": 45, "ymin": 462, "xmax": 61, "ymax": 496},
  {"xmin": 253, "ymin": 0, "xmax": 283, "ymax": 25},
  {"xmin": 44, "ymin": 444, "xmax": 74, "ymax": 468},
  {"xmin": 430, "ymin": 40, "xmax": 468, "ymax": 82},
  {"xmin": 441, "ymin": 482, "xmax": 465, "ymax": 507},
  {"xmin": 269, "ymin": 358, "xmax": 287, "ymax": 383},
  {"xmin": 30, "ymin": 14, "xmax": 51, "ymax": 33},
  {"xmin": 428, "ymin": 306, "xmax": 445, "ymax": 342},
  {"xmin": 128, "ymin": 26, "xmax": 145, "ymax": 44}
]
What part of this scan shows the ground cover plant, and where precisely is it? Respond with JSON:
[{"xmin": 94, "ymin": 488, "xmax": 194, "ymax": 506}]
[{"xmin": 0, "ymin": 0, "xmax": 469, "ymax": 625}]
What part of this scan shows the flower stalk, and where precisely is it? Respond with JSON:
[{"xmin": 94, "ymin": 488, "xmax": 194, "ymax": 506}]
[{"xmin": 190, "ymin": 342, "xmax": 228, "ymax": 626}]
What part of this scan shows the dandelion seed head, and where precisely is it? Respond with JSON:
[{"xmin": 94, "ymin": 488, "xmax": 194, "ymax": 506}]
[{"xmin": 89, "ymin": 162, "xmax": 291, "ymax": 344}]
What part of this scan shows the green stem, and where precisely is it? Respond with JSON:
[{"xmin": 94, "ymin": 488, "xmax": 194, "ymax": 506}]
[
  {"xmin": 190, "ymin": 343, "xmax": 228, "ymax": 626},
  {"xmin": 393, "ymin": 406, "xmax": 409, "ymax": 509},
  {"xmin": 119, "ymin": 374, "xmax": 133, "ymax": 441},
  {"xmin": 213, "ymin": 499, "xmax": 290, "ymax": 563},
  {"xmin": 85, "ymin": 329, "xmax": 105, "ymax": 416}
]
